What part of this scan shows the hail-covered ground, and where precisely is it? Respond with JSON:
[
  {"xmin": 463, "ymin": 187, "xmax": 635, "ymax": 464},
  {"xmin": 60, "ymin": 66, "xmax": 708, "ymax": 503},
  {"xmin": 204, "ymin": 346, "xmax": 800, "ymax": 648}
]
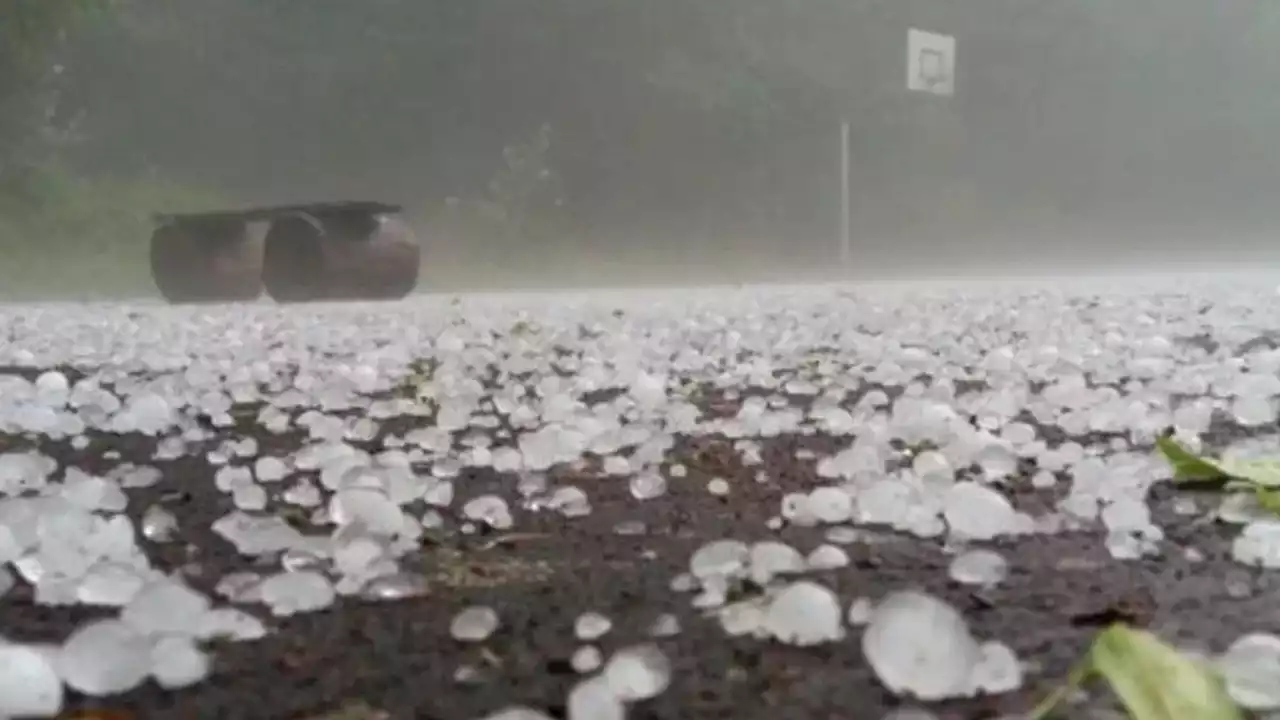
[{"xmin": 3, "ymin": 275, "xmax": 1280, "ymax": 719}]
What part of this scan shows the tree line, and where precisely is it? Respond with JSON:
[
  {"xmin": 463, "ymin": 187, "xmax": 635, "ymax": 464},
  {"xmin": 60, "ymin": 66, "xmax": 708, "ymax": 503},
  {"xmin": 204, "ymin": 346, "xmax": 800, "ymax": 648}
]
[{"xmin": 6, "ymin": 0, "xmax": 1280, "ymax": 262}]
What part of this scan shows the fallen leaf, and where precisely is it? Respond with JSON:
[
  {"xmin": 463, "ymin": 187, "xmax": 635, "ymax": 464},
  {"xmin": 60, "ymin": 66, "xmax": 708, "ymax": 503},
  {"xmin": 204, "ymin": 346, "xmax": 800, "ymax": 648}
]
[{"xmin": 1090, "ymin": 625, "xmax": 1243, "ymax": 720}]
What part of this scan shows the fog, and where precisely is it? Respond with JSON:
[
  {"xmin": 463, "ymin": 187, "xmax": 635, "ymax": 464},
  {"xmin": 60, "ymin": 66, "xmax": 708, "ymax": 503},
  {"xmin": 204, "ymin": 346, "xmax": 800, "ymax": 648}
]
[{"xmin": 7, "ymin": 0, "xmax": 1280, "ymax": 295}]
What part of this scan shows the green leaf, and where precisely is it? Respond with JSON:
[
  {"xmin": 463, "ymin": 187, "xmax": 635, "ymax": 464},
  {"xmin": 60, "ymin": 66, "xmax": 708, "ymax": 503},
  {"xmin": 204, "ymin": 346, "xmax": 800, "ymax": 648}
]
[
  {"xmin": 1218, "ymin": 457, "xmax": 1280, "ymax": 489},
  {"xmin": 1089, "ymin": 625, "xmax": 1243, "ymax": 720},
  {"xmin": 1154, "ymin": 436, "xmax": 1229, "ymax": 483},
  {"xmin": 1026, "ymin": 657, "xmax": 1094, "ymax": 720},
  {"xmin": 1256, "ymin": 487, "xmax": 1280, "ymax": 515},
  {"xmin": 1156, "ymin": 435, "xmax": 1280, "ymax": 492}
]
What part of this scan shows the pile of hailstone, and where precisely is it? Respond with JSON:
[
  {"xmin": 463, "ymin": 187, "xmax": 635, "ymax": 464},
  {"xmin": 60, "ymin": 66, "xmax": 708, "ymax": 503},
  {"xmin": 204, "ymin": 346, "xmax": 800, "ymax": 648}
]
[
  {"xmin": 0, "ymin": 575, "xmax": 264, "ymax": 716},
  {"xmin": 675, "ymin": 537, "xmax": 1022, "ymax": 700},
  {"xmin": 0, "ymin": 442, "xmax": 267, "ymax": 716},
  {"xmin": 477, "ymin": 642, "xmax": 671, "ymax": 720},
  {"xmin": 2, "ymin": 281, "xmax": 1280, "ymax": 716}
]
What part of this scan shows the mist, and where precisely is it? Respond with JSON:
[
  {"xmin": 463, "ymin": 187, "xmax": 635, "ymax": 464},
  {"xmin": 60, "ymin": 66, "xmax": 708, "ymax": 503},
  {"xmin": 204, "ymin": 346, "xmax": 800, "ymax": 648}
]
[{"xmin": 6, "ymin": 0, "xmax": 1280, "ymax": 297}]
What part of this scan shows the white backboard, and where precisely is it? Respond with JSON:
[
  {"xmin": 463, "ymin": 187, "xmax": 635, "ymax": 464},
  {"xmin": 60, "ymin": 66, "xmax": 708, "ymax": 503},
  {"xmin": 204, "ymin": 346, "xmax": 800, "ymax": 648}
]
[{"xmin": 907, "ymin": 28, "xmax": 956, "ymax": 96}]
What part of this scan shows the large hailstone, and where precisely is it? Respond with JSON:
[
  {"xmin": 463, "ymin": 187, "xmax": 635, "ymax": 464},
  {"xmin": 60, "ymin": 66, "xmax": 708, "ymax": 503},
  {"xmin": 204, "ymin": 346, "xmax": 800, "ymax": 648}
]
[
  {"xmin": 861, "ymin": 590, "xmax": 982, "ymax": 701},
  {"xmin": 1217, "ymin": 632, "xmax": 1280, "ymax": 710},
  {"xmin": 57, "ymin": 619, "xmax": 153, "ymax": 696},
  {"xmin": 762, "ymin": 580, "xmax": 845, "ymax": 646},
  {"xmin": 0, "ymin": 642, "xmax": 63, "ymax": 716}
]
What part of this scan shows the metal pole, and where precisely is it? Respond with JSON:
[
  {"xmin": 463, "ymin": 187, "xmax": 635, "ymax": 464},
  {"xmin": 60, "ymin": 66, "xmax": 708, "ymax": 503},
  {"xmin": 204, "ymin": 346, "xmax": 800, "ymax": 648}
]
[{"xmin": 839, "ymin": 119, "xmax": 851, "ymax": 267}]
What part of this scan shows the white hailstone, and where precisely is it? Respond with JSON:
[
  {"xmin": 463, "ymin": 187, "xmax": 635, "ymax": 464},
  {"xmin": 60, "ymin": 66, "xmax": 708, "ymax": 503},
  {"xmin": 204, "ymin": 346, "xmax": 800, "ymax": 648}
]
[
  {"xmin": 329, "ymin": 488, "xmax": 405, "ymax": 535},
  {"xmin": 283, "ymin": 479, "xmax": 323, "ymax": 508},
  {"xmin": 119, "ymin": 392, "xmax": 175, "ymax": 435},
  {"xmin": 150, "ymin": 635, "xmax": 211, "ymax": 689},
  {"xmin": 257, "ymin": 571, "xmax": 336, "ymax": 616},
  {"xmin": 948, "ymin": 549, "xmax": 1009, "ymax": 587},
  {"xmin": 140, "ymin": 504, "xmax": 179, "ymax": 542},
  {"xmin": 648, "ymin": 613, "xmax": 681, "ymax": 637},
  {"xmin": 825, "ymin": 526, "xmax": 862, "ymax": 545},
  {"xmin": 629, "ymin": 372, "xmax": 669, "ymax": 408},
  {"xmin": 1031, "ymin": 470, "xmax": 1057, "ymax": 489},
  {"xmin": 281, "ymin": 546, "xmax": 327, "ymax": 574},
  {"xmin": 232, "ymin": 483, "xmax": 268, "ymax": 511},
  {"xmin": 214, "ymin": 572, "xmax": 264, "ymax": 602},
  {"xmin": 808, "ymin": 486, "xmax": 854, "ymax": 524},
  {"xmin": 333, "ymin": 535, "xmax": 387, "ymax": 577},
  {"xmin": 451, "ymin": 605, "xmax": 500, "ymax": 642},
  {"xmin": 57, "ymin": 619, "xmax": 153, "ymax": 696},
  {"xmin": 231, "ymin": 437, "xmax": 259, "ymax": 458},
  {"xmin": 121, "ymin": 578, "xmax": 212, "ymax": 635},
  {"xmin": 1232, "ymin": 521, "xmax": 1280, "ymax": 568},
  {"xmin": 117, "ymin": 464, "xmax": 162, "ymax": 489},
  {"xmin": 943, "ymin": 483, "xmax": 1023, "ymax": 540},
  {"xmin": 549, "ymin": 486, "xmax": 591, "ymax": 517},
  {"xmin": 361, "ymin": 571, "xmax": 430, "ymax": 601},
  {"xmin": 969, "ymin": 641, "xmax": 1024, "ymax": 694},
  {"xmin": 60, "ymin": 473, "xmax": 128, "ymax": 512},
  {"xmin": 1001, "ymin": 422, "xmax": 1037, "ymax": 447},
  {"xmin": 862, "ymin": 590, "xmax": 982, "ymax": 701},
  {"xmin": 911, "ymin": 450, "xmax": 953, "ymax": 482},
  {"xmin": 574, "ymin": 612, "xmax": 613, "ymax": 641},
  {"xmin": 463, "ymin": 495, "xmax": 514, "ymax": 529},
  {"xmin": 421, "ymin": 510, "xmax": 446, "ymax": 530},
  {"xmin": 847, "ymin": 597, "xmax": 874, "ymax": 626},
  {"xmin": 689, "ymin": 539, "xmax": 750, "ymax": 581},
  {"xmin": 629, "ymin": 472, "xmax": 667, "ymax": 500},
  {"xmin": 567, "ymin": 675, "xmax": 625, "ymax": 720},
  {"xmin": 1217, "ymin": 632, "xmax": 1280, "ymax": 710},
  {"xmin": 35, "ymin": 370, "xmax": 70, "ymax": 398},
  {"xmin": 975, "ymin": 442, "xmax": 1018, "ymax": 479},
  {"xmin": 780, "ymin": 492, "xmax": 820, "ymax": 527},
  {"xmin": 571, "ymin": 645, "xmax": 603, "ymax": 673},
  {"xmin": 1233, "ymin": 396, "xmax": 1274, "ymax": 427},
  {"xmin": 212, "ymin": 512, "xmax": 305, "ymax": 556},
  {"xmin": 718, "ymin": 598, "xmax": 768, "ymax": 637},
  {"xmin": 254, "ymin": 456, "xmax": 289, "ymax": 482},
  {"xmin": 0, "ymin": 642, "xmax": 63, "ymax": 717},
  {"xmin": 215, "ymin": 465, "xmax": 254, "ymax": 492},
  {"xmin": 76, "ymin": 561, "xmax": 148, "ymax": 606},
  {"xmin": 855, "ymin": 478, "xmax": 914, "ymax": 526},
  {"xmin": 198, "ymin": 607, "xmax": 268, "ymax": 641},
  {"xmin": 1218, "ymin": 493, "xmax": 1272, "ymax": 525},
  {"xmin": 602, "ymin": 455, "xmax": 631, "ymax": 476},
  {"xmin": 762, "ymin": 581, "xmax": 845, "ymax": 645},
  {"xmin": 806, "ymin": 544, "xmax": 850, "ymax": 570},
  {"xmin": 603, "ymin": 643, "xmax": 673, "ymax": 702},
  {"xmin": 612, "ymin": 520, "xmax": 646, "ymax": 536},
  {"xmin": 480, "ymin": 708, "xmax": 557, "ymax": 720},
  {"xmin": 749, "ymin": 541, "xmax": 806, "ymax": 585}
]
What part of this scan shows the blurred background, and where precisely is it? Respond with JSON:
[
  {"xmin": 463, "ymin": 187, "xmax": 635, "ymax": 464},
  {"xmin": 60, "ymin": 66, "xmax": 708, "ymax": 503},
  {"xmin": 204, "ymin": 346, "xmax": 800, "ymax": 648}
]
[{"xmin": 4, "ymin": 0, "xmax": 1280, "ymax": 298}]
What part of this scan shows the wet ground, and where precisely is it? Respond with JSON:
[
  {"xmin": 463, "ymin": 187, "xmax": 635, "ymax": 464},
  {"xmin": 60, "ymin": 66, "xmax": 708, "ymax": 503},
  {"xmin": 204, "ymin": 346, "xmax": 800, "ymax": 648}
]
[
  {"xmin": 0, "ymin": 392, "xmax": 1271, "ymax": 720},
  {"xmin": 2, "ymin": 279, "xmax": 1279, "ymax": 720}
]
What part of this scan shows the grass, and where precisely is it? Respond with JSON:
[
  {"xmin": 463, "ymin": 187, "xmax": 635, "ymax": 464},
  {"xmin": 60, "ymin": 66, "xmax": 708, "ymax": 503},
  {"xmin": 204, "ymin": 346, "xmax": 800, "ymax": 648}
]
[
  {"xmin": 0, "ymin": 168, "xmax": 226, "ymax": 301},
  {"xmin": 414, "ymin": 235, "xmax": 835, "ymax": 294},
  {"xmin": 0, "ymin": 176, "xmax": 830, "ymax": 303}
]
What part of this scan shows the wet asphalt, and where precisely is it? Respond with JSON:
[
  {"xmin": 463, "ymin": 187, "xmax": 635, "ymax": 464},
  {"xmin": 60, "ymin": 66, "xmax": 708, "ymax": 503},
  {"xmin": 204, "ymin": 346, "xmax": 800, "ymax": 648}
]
[{"xmin": 0, "ymin": 359, "xmax": 1274, "ymax": 720}]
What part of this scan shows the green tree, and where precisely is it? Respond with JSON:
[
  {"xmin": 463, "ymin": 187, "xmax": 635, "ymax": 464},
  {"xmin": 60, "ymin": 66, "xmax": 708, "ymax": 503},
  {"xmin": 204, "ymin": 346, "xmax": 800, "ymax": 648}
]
[{"xmin": 0, "ymin": 0, "xmax": 103, "ymax": 192}]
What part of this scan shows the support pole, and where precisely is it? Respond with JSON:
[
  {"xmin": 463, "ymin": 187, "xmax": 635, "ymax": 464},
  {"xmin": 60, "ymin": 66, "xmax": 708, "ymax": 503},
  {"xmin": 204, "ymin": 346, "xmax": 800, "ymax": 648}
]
[{"xmin": 839, "ymin": 119, "xmax": 851, "ymax": 267}]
